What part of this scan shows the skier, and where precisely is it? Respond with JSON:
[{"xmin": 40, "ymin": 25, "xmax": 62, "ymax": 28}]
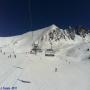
[
  {"xmin": 68, "ymin": 61, "xmax": 70, "ymax": 64},
  {"xmin": 14, "ymin": 54, "xmax": 16, "ymax": 58},
  {"xmin": 55, "ymin": 67, "xmax": 58, "ymax": 72},
  {"xmin": 3, "ymin": 52, "xmax": 5, "ymax": 55},
  {"xmin": 8, "ymin": 54, "xmax": 11, "ymax": 58},
  {"xmin": 10, "ymin": 54, "xmax": 11, "ymax": 58},
  {"xmin": 0, "ymin": 49, "xmax": 2, "ymax": 53},
  {"xmin": 8, "ymin": 56, "xmax": 9, "ymax": 58}
]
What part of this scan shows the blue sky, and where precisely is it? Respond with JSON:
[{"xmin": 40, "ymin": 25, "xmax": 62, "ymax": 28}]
[{"xmin": 0, "ymin": 0, "xmax": 90, "ymax": 36}]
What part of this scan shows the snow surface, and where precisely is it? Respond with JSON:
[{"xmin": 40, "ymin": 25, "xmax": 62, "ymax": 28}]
[{"xmin": 0, "ymin": 24, "xmax": 90, "ymax": 90}]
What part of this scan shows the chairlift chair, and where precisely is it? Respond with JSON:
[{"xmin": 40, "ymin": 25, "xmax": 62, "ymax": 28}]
[
  {"xmin": 30, "ymin": 43, "xmax": 42, "ymax": 54},
  {"xmin": 30, "ymin": 49, "xmax": 36, "ymax": 54},
  {"xmin": 33, "ymin": 43, "xmax": 42, "ymax": 52},
  {"xmin": 45, "ymin": 49, "xmax": 55, "ymax": 56},
  {"xmin": 37, "ymin": 48, "xmax": 42, "ymax": 52}
]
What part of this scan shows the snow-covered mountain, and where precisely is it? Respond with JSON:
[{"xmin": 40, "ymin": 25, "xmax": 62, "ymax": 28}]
[
  {"xmin": 0, "ymin": 24, "xmax": 90, "ymax": 52},
  {"xmin": 0, "ymin": 24, "xmax": 90, "ymax": 90}
]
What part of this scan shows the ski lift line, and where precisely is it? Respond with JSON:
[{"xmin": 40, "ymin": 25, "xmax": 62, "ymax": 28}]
[
  {"xmin": 28, "ymin": 0, "xmax": 33, "ymax": 29},
  {"xmin": 24, "ymin": 0, "xmax": 33, "ymax": 30},
  {"xmin": 28, "ymin": 0, "xmax": 34, "ymax": 44}
]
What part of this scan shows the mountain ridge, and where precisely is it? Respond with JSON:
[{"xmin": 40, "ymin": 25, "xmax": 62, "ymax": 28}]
[{"xmin": 0, "ymin": 24, "xmax": 90, "ymax": 53}]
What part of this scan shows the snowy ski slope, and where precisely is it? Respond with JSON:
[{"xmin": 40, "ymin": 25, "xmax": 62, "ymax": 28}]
[{"xmin": 0, "ymin": 25, "xmax": 90, "ymax": 90}]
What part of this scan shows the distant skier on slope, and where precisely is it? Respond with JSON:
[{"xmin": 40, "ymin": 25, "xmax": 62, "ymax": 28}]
[
  {"xmin": 14, "ymin": 54, "xmax": 16, "ymax": 58},
  {"xmin": 0, "ymin": 49, "xmax": 2, "ymax": 53},
  {"xmin": 10, "ymin": 54, "xmax": 11, "ymax": 58},
  {"xmin": 8, "ymin": 54, "xmax": 11, "ymax": 58},
  {"xmin": 55, "ymin": 67, "xmax": 58, "ymax": 72},
  {"xmin": 3, "ymin": 52, "xmax": 5, "ymax": 55}
]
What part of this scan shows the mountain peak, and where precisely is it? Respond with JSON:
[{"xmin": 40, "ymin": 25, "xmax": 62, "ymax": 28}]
[{"xmin": 49, "ymin": 24, "xmax": 58, "ymax": 30}]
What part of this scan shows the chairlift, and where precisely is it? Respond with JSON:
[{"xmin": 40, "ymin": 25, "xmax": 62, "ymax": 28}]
[
  {"xmin": 45, "ymin": 49, "xmax": 55, "ymax": 56},
  {"xmin": 36, "ymin": 48, "xmax": 42, "ymax": 52},
  {"xmin": 30, "ymin": 44, "xmax": 37, "ymax": 54},
  {"xmin": 30, "ymin": 43, "xmax": 42, "ymax": 54},
  {"xmin": 27, "ymin": 1, "xmax": 42, "ymax": 54},
  {"xmin": 30, "ymin": 49, "xmax": 36, "ymax": 54}
]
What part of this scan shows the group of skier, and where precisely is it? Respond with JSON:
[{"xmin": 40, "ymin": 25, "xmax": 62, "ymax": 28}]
[
  {"xmin": 0, "ymin": 49, "xmax": 17, "ymax": 59},
  {"xmin": 8, "ymin": 54, "xmax": 16, "ymax": 59}
]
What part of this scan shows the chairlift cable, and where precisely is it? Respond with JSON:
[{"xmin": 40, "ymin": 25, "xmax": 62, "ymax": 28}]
[{"xmin": 28, "ymin": 0, "xmax": 34, "ymax": 45}]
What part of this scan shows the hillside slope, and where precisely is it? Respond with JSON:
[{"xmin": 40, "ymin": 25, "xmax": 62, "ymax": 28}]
[{"xmin": 0, "ymin": 25, "xmax": 90, "ymax": 90}]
